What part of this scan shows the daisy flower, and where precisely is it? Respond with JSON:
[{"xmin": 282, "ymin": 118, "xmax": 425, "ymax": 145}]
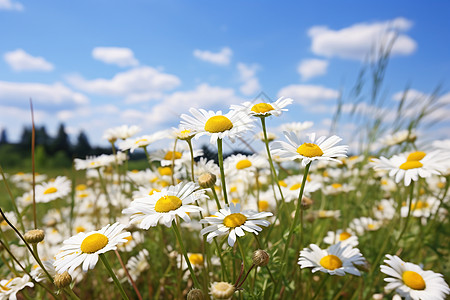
[
  {"xmin": 349, "ymin": 217, "xmax": 382, "ymax": 235},
  {"xmin": 0, "ymin": 275, "xmax": 34, "ymax": 300},
  {"xmin": 102, "ymin": 125, "xmax": 141, "ymax": 142},
  {"xmin": 323, "ymin": 230, "xmax": 359, "ymax": 247},
  {"xmin": 224, "ymin": 153, "xmax": 268, "ymax": 175},
  {"xmin": 373, "ymin": 199, "xmax": 396, "ymax": 221},
  {"xmin": 180, "ymin": 108, "xmax": 254, "ymax": 145},
  {"xmin": 35, "ymin": 176, "xmax": 71, "ymax": 203},
  {"xmin": 271, "ymin": 132, "xmax": 348, "ymax": 166},
  {"xmin": 278, "ymin": 121, "xmax": 314, "ymax": 136},
  {"xmin": 118, "ymin": 131, "xmax": 167, "ymax": 153},
  {"xmin": 372, "ymin": 150, "xmax": 450, "ymax": 186},
  {"xmin": 298, "ymin": 242, "xmax": 366, "ymax": 276},
  {"xmin": 229, "ymin": 97, "xmax": 293, "ymax": 117},
  {"xmin": 126, "ymin": 249, "xmax": 150, "ymax": 281},
  {"xmin": 122, "ymin": 181, "xmax": 206, "ymax": 229},
  {"xmin": 200, "ymin": 202, "xmax": 273, "ymax": 247},
  {"xmin": 380, "ymin": 254, "xmax": 450, "ymax": 300},
  {"xmin": 53, "ymin": 223, "xmax": 130, "ymax": 275},
  {"xmin": 74, "ymin": 153, "xmax": 126, "ymax": 170},
  {"xmin": 379, "ymin": 130, "xmax": 417, "ymax": 146}
]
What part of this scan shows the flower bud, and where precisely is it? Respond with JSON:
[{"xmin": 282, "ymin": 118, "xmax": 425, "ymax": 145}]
[
  {"xmin": 187, "ymin": 288, "xmax": 204, "ymax": 300},
  {"xmin": 54, "ymin": 271, "xmax": 72, "ymax": 289},
  {"xmin": 252, "ymin": 249, "xmax": 270, "ymax": 267},
  {"xmin": 210, "ymin": 282, "xmax": 235, "ymax": 299},
  {"xmin": 198, "ymin": 172, "xmax": 217, "ymax": 189},
  {"xmin": 301, "ymin": 196, "xmax": 313, "ymax": 210},
  {"xmin": 24, "ymin": 229, "xmax": 45, "ymax": 244}
]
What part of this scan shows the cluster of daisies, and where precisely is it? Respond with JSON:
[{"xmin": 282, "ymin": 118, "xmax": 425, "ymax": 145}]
[{"xmin": 0, "ymin": 97, "xmax": 449, "ymax": 300}]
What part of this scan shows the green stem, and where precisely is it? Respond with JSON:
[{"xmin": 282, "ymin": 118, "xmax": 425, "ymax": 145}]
[
  {"xmin": 96, "ymin": 169, "xmax": 114, "ymax": 222},
  {"xmin": 64, "ymin": 287, "xmax": 81, "ymax": 300},
  {"xmin": 214, "ymin": 239, "xmax": 230, "ymax": 281},
  {"xmin": 273, "ymin": 162, "xmax": 311, "ymax": 299},
  {"xmin": 186, "ymin": 139, "xmax": 196, "ymax": 182},
  {"xmin": 210, "ymin": 187, "xmax": 222, "ymax": 210},
  {"xmin": 394, "ymin": 181, "xmax": 415, "ymax": 247},
  {"xmin": 99, "ymin": 253, "xmax": 130, "ymax": 300},
  {"xmin": 0, "ymin": 165, "xmax": 26, "ymax": 232},
  {"xmin": 236, "ymin": 238, "xmax": 247, "ymax": 269},
  {"xmin": 171, "ymin": 222, "xmax": 201, "ymax": 289},
  {"xmin": 217, "ymin": 138, "xmax": 229, "ymax": 206},
  {"xmin": 311, "ymin": 276, "xmax": 329, "ymax": 300}
]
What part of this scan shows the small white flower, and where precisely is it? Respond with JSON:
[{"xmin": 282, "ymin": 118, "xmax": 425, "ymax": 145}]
[
  {"xmin": 0, "ymin": 275, "xmax": 34, "ymax": 300},
  {"xmin": 122, "ymin": 182, "xmax": 206, "ymax": 229},
  {"xmin": 371, "ymin": 150, "xmax": 450, "ymax": 186},
  {"xmin": 102, "ymin": 125, "xmax": 141, "ymax": 142},
  {"xmin": 118, "ymin": 131, "xmax": 167, "ymax": 153},
  {"xmin": 200, "ymin": 202, "xmax": 272, "ymax": 247},
  {"xmin": 53, "ymin": 223, "xmax": 130, "ymax": 275},
  {"xmin": 323, "ymin": 230, "xmax": 359, "ymax": 247},
  {"xmin": 35, "ymin": 176, "xmax": 71, "ymax": 203},
  {"xmin": 271, "ymin": 132, "xmax": 348, "ymax": 166},
  {"xmin": 298, "ymin": 242, "xmax": 366, "ymax": 276},
  {"xmin": 230, "ymin": 97, "xmax": 293, "ymax": 117},
  {"xmin": 180, "ymin": 108, "xmax": 254, "ymax": 145},
  {"xmin": 380, "ymin": 254, "xmax": 450, "ymax": 300}
]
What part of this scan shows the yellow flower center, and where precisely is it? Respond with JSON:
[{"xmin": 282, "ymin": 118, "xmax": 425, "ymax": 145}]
[
  {"xmin": 399, "ymin": 161, "xmax": 423, "ymax": 170},
  {"xmin": 236, "ymin": 159, "xmax": 252, "ymax": 169},
  {"xmin": 76, "ymin": 184, "xmax": 87, "ymax": 191},
  {"xmin": 189, "ymin": 253, "xmax": 204, "ymax": 265},
  {"xmin": 0, "ymin": 278, "xmax": 14, "ymax": 291},
  {"xmin": 251, "ymin": 103, "xmax": 274, "ymax": 114},
  {"xmin": 339, "ymin": 232, "xmax": 351, "ymax": 241},
  {"xmin": 135, "ymin": 138, "xmax": 148, "ymax": 144},
  {"xmin": 297, "ymin": 143, "xmax": 324, "ymax": 158},
  {"xmin": 289, "ymin": 183, "xmax": 302, "ymax": 190},
  {"xmin": 78, "ymin": 193, "xmax": 89, "ymax": 198},
  {"xmin": 331, "ymin": 183, "xmax": 342, "ymax": 189},
  {"xmin": 230, "ymin": 186, "xmax": 237, "ymax": 193},
  {"xmin": 258, "ymin": 200, "xmax": 269, "ymax": 212},
  {"xmin": 412, "ymin": 201, "xmax": 429, "ymax": 210},
  {"xmin": 158, "ymin": 167, "xmax": 172, "ymax": 176},
  {"xmin": 154, "ymin": 195, "xmax": 182, "ymax": 213},
  {"xmin": 181, "ymin": 129, "xmax": 191, "ymax": 135},
  {"xmin": 123, "ymin": 235, "xmax": 133, "ymax": 245},
  {"xmin": 367, "ymin": 224, "xmax": 376, "ymax": 230},
  {"xmin": 231, "ymin": 198, "xmax": 240, "ymax": 204},
  {"xmin": 204, "ymin": 116, "xmax": 233, "ymax": 133},
  {"xmin": 402, "ymin": 271, "xmax": 426, "ymax": 290},
  {"xmin": 76, "ymin": 226, "xmax": 86, "ymax": 233},
  {"xmin": 377, "ymin": 205, "xmax": 384, "ymax": 211},
  {"xmin": 406, "ymin": 151, "xmax": 426, "ymax": 162},
  {"xmin": 319, "ymin": 254, "xmax": 342, "ymax": 270},
  {"xmin": 131, "ymin": 169, "xmax": 139, "ymax": 173},
  {"xmin": 80, "ymin": 233, "xmax": 109, "ymax": 254},
  {"xmin": 223, "ymin": 213, "xmax": 247, "ymax": 228},
  {"xmin": 323, "ymin": 171, "xmax": 329, "ymax": 177},
  {"xmin": 148, "ymin": 188, "xmax": 160, "ymax": 195},
  {"xmin": 278, "ymin": 180, "xmax": 287, "ymax": 187},
  {"xmin": 164, "ymin": 151, "xmax": 182, "ymax": 160},
  {"xmin": 44, "ymin": 187, "xmax": 58, "ymax": 194}
]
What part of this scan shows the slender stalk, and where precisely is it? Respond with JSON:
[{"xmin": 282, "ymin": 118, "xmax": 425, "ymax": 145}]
[
  {"xmin": 217, "ymin": 138, "xmax": 229, "ymax": 206},
  {"xmin": 214, "ymin": 239, "xmax": 229, "ymax": 281},
  {"xmin": 210, "ymin": 187, "xmax": 222, "ymax": 210},
  {"xmin": 96, "ymin": 169, "xmax": 114, "ymax": 222},
  {"xmin": 394, "ymin": 181, "xmax": 415, "ymax": 247},
  {"xmin": 311, "ymin": 276, "xmax": 329, "ymax": 300},
  {"xmin": 272, "ymin": 162, "xmax": 311, "ymax": 299},
  {"xmin": 0, "ymin": 165, "xmax": 25, "ymax": 232},
  {"xmin": 0, "ymin": 239, "xmax": 59, "ymax": 299},
  {"xmin": 64, "ymin": 287, "xmax": 81, "ymax": 300},
  {"xmin": 186, "ymin": 139, "xmax": 195, "ymax": 182},
  {"xmin": 114, "ymin": 250, "xmax": 143, "ymax": 300},
  {"xmin": 0, "ymin": 208, "xmax": 54, "ymax": 283},
  {"xmin": 171, "ymin": 222, "xmax": 201, "ymax": 289},
  {"xmin": 236, "ymin": 238, "xmax": 248, "ymax": 269},
  {"xmin": 260, "ymin": 117, "xmax": 286, "ymax": 208},
  {"xmin": 30, "ymin": 99, "xmax": 38, "ymax": 229},
  {"xmin": 99, "ymin": 253, "xmax": 130, "ymax": 300}
]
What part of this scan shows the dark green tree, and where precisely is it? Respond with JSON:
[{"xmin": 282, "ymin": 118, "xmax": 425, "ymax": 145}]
[
  {"xmin": 0, "ymin": 128, "xmax": 8, "ymax": 144},
  {"xmin": 51, "ymin": 123, "xmax": 71, "ymax": 157},
  {"xmin": 73, "ymin": 131, "xmax": 92, "ymax": 158}
]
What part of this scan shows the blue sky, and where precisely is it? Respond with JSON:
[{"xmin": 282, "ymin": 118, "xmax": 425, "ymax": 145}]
[{"xmin": 0, "ymin": 0, "xmax": 449, "ymax": 151}]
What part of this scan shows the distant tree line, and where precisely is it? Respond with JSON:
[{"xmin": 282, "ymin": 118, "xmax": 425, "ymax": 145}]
[{"xmin": 0, "ymin": 124, "xmax": 113, "ymax": 169}]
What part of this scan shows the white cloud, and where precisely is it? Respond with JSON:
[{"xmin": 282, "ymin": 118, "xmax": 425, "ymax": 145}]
[
  {"xmin": 92, "ymin": 47, "xmax": 139, "ymax": 67},
  {"xmin": 0, "ymin": 81, "xmax": 89, "ymax": 107},
  {"xmin": 4, "ymin": 49, "xmax": 54, "ymax": 72},
  {"xmin": 134, "ymin": 84, "xmax": 242, "ymax": 126},
  {"xmin": 308, "ymin": 17, "xmax": 417, "ymax": 61},
  {"xmin": 237, "ymin": 63, "xmax": 261, "ymax": 96},
  {"xmin": 193, "ymin": 47, "xmax": 232, "ymax": 65},
  {"xmin": 277, "ymin": 84, "xmax": 339, "ymax": 105},
  {"xmin": 297, "ymin": 59, "xmax": 328, "ymax": 81},
  {"xmin": 0, "ymin": 0, "xmax": 23, "ymax": 11},
  {"xmin": 67, "ymin": 66, "xmax": 181, "ymax": 97}
]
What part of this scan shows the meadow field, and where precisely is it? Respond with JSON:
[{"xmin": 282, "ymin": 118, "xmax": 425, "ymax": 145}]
[{"xmin": 0, "ymin": 51, "xmax": 449, "ymax": 300}]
